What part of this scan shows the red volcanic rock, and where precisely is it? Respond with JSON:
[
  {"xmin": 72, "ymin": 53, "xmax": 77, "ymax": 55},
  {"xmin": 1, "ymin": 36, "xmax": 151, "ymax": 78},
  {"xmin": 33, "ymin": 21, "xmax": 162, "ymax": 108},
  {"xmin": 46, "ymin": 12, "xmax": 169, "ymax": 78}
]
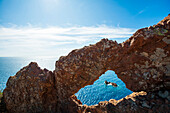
[
  {"xmin": 74, "ymin": 91, "xmax": 170, "ymax": 113},
  {"xmin": 3, "ymin": 62, "xmax": 58, "ymax": 113},
  {"xmin": 3, "ymin": 15, "xmax": 170, "ymax": 113},
  {"xmin": 54, "ymin": 15, "xmax": 170, "ymax": 96}
]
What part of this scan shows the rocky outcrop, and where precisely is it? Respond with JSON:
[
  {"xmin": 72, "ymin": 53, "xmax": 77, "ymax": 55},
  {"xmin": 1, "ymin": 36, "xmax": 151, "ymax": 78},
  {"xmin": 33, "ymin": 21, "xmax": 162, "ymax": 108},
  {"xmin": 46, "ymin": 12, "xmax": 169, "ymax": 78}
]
[
  {"xmin": 3, "ymin": 62, "xmax": 58, "ymax": 113},
  {"xmin": 3, "ymin": 15, "xmax": 170, "ymax": 113},
  {"xmin": 74, "ymin": 90, "xmax": 170, "ymax": 113}
]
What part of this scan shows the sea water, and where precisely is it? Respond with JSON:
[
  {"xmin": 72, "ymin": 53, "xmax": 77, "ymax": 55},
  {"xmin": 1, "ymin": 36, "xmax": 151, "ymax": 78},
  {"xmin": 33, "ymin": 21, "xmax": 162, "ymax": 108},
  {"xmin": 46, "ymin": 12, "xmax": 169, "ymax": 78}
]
[
  {"xmin": 0, "ymin": 57, "xmax": 132, "ymax": 105},
  {"xmin": 75, "ymin": 70, "xmax": 132, "ymax": 105},
  {"xmin": 0, "ymin": 57, "xmax": 57, "ymax": 90}
]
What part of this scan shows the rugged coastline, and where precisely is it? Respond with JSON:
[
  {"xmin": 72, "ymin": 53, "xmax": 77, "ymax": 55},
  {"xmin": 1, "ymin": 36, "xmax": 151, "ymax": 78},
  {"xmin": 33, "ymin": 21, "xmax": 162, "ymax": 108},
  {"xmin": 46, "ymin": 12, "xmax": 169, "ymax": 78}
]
[{"xmin": 1, "ymin": 15, "xmax": 170, "ymax": 113}]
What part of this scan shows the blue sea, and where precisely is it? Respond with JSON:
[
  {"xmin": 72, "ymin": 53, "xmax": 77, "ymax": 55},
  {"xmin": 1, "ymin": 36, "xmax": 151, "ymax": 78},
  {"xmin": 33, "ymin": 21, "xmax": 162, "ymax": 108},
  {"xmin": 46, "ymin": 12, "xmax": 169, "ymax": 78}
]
[
  {"xmin": 0, "ymin": 57, "xmax": 57, "ymax": 90},
  {"xmin": 75, "ymin": 70, "xmax": 133, "ymax": 105},
  {"xmin": 0, "ymin": 57, "xmax": 132, "ymax": 105}
]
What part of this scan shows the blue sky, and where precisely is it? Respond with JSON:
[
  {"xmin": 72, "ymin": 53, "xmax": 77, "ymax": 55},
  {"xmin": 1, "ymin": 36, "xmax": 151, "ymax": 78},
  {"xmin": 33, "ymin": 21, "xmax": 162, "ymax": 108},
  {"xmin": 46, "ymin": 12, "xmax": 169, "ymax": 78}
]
[{"xmin": 0, "ymin": 0, "xmax": 169, "ymax": 57}]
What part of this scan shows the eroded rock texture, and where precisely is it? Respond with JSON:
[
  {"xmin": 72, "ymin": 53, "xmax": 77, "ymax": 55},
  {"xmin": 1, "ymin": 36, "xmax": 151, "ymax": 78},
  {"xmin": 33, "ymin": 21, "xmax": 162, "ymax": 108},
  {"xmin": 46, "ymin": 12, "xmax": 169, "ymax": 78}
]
[
  {"xmin": 3, "ymin": 63, "xmax": 58, "ymax": 113},
  {"xmin": 74, "ymin": 91, "xmax": 170, "ymax": 113},
  {"xmin": 3, "ymin": 15, "xmax": 170, "ymax": 113}
]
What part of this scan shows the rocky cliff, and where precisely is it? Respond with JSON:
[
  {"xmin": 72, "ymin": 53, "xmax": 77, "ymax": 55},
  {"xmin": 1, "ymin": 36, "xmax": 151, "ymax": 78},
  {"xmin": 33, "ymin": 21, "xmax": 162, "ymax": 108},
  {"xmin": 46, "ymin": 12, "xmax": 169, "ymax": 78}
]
[{"xmin": 3, "ymin": 15, "xmax": 170, "ymax": 113}]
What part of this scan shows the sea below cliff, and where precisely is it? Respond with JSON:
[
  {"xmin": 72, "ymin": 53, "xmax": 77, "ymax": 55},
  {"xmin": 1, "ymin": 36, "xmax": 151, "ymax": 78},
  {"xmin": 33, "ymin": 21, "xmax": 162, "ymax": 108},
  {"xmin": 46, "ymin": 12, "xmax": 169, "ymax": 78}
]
[
  {"xmin": 0, "ymin": 57, "xmax": 132, "ymax": 105},
  {"xmin": 0, "ymin": 57, "xmax": 57, "ymax": 90},
  {"xmin": 75, "ymin": 70, "xmax": 133, "ymax": 105}
]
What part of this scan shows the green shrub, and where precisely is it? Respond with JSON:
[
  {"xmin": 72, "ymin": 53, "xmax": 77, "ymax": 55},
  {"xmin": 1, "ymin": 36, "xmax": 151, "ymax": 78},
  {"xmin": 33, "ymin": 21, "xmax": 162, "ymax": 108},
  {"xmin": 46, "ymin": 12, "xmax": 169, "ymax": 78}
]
[{"xmin": 0, "ymin": 90, "xmax": 3, "ymax": 98}]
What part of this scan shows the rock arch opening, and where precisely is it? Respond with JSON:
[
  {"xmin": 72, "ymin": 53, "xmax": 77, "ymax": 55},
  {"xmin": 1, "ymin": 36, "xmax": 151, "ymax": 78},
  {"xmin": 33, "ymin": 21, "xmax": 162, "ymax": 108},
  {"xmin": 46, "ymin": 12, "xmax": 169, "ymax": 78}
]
[
  {"xmin": 75, "ymin": 70, "xmax": 133, "ymax": 106},
  {"xmin": 2, "ymin": 15, "xmax": 170, "ymax": 113}
]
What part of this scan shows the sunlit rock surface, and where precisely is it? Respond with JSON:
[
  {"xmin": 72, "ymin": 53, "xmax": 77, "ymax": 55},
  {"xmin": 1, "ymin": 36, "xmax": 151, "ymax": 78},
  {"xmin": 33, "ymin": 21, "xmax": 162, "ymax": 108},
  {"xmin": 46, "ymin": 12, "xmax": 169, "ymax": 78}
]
[
  {"xmin": 3, "ymin": 14, "xmax": 170, "ymax": 113},
  {"xmin": 3, "ymin": 62, "xmax": 58, "ymax": 113}
]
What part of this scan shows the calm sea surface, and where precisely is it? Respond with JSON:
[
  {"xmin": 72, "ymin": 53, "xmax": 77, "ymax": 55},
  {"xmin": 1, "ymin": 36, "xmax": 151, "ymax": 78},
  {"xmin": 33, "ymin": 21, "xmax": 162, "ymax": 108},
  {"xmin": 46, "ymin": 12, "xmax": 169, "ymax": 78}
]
[
  {"xmin": 0, "ymin": 57, "xmax": 132, "ymax": 105},
  {"xmin": 0, "ymin": 57, "xmax": 57, "ymax": 90}
]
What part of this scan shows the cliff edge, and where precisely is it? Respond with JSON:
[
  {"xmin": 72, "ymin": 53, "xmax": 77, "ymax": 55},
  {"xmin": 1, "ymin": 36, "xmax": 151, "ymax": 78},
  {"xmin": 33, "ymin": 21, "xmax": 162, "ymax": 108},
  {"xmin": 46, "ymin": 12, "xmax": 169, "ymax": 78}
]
[{"xmin": 3, "ymin": 15, "xmax": 170, "ymax": 113}]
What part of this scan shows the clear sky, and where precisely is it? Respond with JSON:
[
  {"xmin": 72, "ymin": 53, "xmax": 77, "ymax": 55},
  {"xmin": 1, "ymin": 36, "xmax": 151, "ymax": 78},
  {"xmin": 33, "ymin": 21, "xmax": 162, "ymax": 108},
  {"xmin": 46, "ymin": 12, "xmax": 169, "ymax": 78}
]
[{"xmin": 0, "ymin": 0, "xmax": 169, "ymax": 57}]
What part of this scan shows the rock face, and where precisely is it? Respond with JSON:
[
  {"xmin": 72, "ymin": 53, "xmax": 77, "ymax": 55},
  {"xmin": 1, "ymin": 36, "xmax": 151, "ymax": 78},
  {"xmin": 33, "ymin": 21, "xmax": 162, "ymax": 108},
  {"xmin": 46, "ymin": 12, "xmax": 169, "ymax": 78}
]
[
  {"xmin": 74, "ymin": 91, "xmax": 170, "ymax": 113},
  {"xmin": 3, "ymin": 63, "xmax": 58, "ymax": 113},
  {"xmin": 3, "ymin": 15, "xmax": 170, "ymax": 113}
]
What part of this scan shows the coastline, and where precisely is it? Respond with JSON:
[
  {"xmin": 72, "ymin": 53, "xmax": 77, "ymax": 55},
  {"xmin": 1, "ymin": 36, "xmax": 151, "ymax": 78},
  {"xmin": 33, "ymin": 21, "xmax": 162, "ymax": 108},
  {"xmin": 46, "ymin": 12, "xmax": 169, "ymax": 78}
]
[{"xmin": 1, "ymin": 15, "xmax": 170, "ymax": 113}]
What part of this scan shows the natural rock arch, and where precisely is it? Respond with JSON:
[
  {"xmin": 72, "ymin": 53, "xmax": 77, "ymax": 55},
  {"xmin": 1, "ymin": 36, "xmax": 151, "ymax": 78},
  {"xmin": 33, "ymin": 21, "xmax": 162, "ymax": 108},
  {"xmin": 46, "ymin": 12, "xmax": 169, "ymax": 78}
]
[
  {"xmin": 75, "ymin": 70, "xmax": 133, "ymax": 106},
  {"xmin": 3, "ymin": 15, "xmax": 170, "ymax": 113}
]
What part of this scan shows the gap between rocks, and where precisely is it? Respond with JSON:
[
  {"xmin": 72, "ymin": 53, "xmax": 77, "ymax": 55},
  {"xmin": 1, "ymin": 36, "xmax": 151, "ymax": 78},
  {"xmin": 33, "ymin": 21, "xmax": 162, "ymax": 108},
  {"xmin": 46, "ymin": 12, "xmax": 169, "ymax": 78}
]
[{"xmin": 74, "ymin": 70, "xmax": 133, "ymax": 106}]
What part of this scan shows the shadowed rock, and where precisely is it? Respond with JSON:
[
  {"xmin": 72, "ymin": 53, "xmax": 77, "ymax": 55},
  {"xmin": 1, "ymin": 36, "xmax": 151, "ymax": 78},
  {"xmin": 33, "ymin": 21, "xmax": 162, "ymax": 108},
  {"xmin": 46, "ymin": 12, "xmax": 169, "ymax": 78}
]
[{"xmin": 3, "ymin": 15, "xmax": 170, "ymax": 113}]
